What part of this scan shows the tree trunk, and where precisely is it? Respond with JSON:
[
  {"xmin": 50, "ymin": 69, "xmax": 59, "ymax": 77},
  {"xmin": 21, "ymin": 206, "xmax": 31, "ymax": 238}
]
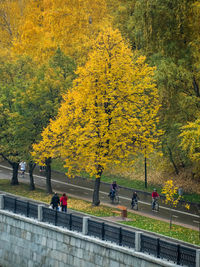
[
  {"xmin": 92, "ymin": 177, "xmax": 101, "ymax": 206},
  {"xmin": 92, "ymin": 165, "xmax": 103, "ymax": 206},
  {"xmin": 10, "ymin": 162, "xmax": 19, "ymax": 185},
  {"xmin": 29, "ymin": 162, "xmax": 36, "ymax": 190},
  {"xmin": 167, "ymin": 146, "xmax": 179, "ymax": 175},
  {"xmin": 193, "ymin": 76, "xmax": 200, "ymax": 97},
  {"xmin": 144, "ymin": 156, "xmax": 147, "ymax": 188},
  {"xmin": 45, "ymin": 158, "xmax": 53, "ymax": 194},
  {"xmin": 0, "ymin": 154, "xmax": 19, "ymax": 185}
]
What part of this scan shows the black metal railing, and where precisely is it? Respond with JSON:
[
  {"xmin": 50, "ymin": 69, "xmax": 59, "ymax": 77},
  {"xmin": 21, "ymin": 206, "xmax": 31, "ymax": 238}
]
[
  {"xmin": 121, "ymin": 228, "xmax": 135, "ymax": 249},
  {"xmin": 104, "ymin": 224, "xmax": 122, "ymax": 245},
  {"xmin": 141, "ymin": 234, "xmax": 196, "ymax": 267},
  {"xmin": 179, "ymin": 246, "xmax": 196, "ymax": 267},
  {"xmin": 71, "ymin": 214, "xmax": 83, "ymax": 232},
  {"xmin": 4, "ymin": 195, "xmax": 38, "ymax": 219},
  {"xmin": 43, "ymin": 206, "xmax": 57, "ymax": 225},
  {"xmin": 56, "ymin": 211, "xmax": 72, "ymax": 229},
  {"xmin": 4, "ymin": 195, "xmax": 16, "ymax": 213},
  {"xmin": 28, "ymin": 202, "xmax": 38, "ymax": 219},
  {"xmin": 88, "ymin": 219, "xmax": 105, "ymax": 239},
  {"xmin": 159, "ymin": 239, "xmax": 180, "ymax": 263},
  {"xmin": 42, "ymin": 207, "xmax": 82, "ymax": 232},
  {"xmin": 1, "ymin": 194, "xmax": 197, "ymax": 267},
  {"xmin": 141, "ymin": 234, "xmax": 158, "ymax": 257}
]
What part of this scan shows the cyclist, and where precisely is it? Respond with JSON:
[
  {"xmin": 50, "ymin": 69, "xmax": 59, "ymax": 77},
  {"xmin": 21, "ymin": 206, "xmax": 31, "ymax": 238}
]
[
  {"xmin": 131, "ymin": 191, "xmax": 138, "ymax": 209},
  {"xmin": 152, "ymin": 188, "xmax": 159, "ymax": 211},
  {"xmin": 109, "ymin": 181, "xmax": 118, "ymax": 200}
]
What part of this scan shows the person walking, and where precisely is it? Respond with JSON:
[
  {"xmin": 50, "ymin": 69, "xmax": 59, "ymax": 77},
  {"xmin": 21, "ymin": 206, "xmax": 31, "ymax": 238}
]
[
  {"xmin": 19, "ymin": 161, "xmax": 26, "ymax": 177},
  {"xmin": 152, "ymin": 188, "xmax": 159, "ymax": 211},
  {"xmin": 60, "ymin": 193, "xmax": 68, "ymax": 212},
  {"xmin": 131, "ymin": 191, "xmax": 139, "ymax": 209},
  {"xmin": 50, "ymin": 192, "xmax": 60, "ymax": 210}
]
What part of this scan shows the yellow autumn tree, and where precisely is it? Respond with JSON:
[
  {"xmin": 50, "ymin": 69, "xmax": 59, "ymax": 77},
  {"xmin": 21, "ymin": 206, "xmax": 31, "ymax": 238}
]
[
  {"xmin": 13, "ymin": 0, "xmax": 110, "ymax": 64},
  {"xmin": 32, "ymin": 27, "xmax": 160, "ymax": 205},
  {"xmin": 162, "ymin": 179, "xmax": 182, "ymax": 229},
  {"xmin": 0, "ymin": 0, "xmax": 26, "ymax": 53}
]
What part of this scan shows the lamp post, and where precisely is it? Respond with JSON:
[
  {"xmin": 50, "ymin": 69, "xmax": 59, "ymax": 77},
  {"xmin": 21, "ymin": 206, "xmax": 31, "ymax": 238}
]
[{"xmin": 144, "ymin": 146, "xmax": 147, "ymax": 188}]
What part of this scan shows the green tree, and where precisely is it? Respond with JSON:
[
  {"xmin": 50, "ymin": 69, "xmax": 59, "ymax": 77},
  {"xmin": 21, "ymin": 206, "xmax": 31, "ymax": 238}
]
[
  {"xmin": 111, "ymin": 0, "xmax": 200, "ymax": 176},
  {"xmin": 0, "ymin": 50, "xmax": 76, "ymax": 190},
  {"xmin": 33, "ymin": 27, "xmax": 160, "ymax": 205},
  {"xmin": 0, "ymin": 56, "xmax": 36, "ymax": 185},
  {"xmin": 180, "ymin": 119, "xmax": 200, "ymax": 175}
]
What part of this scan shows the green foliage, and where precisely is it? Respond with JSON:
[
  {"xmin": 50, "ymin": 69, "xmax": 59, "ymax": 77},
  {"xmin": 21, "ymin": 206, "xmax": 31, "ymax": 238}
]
[
  {"xmin": 0, "ymin": 51, "xmax": 76, "ymax": 163},
  {"xmin": 0, "ymin": 56, "xmax": 36, "ymax": 162},
  {"xmin": 109, "ymin": 0, "xmax": 200, "ymax": 176},
  {"xmin": 180, "ymin": 119, "xmax": 200, "ymax": 164}
]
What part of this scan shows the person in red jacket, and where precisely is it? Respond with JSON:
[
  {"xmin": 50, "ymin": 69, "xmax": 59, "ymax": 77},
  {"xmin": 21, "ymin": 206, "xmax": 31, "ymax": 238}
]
[
  {"xmin": 60, "ymin": 193, "xmax": 68, "ymax": 212},
  {"xmin": 152, "ymin": 188, "xmax": 159, "ymax": 210}
]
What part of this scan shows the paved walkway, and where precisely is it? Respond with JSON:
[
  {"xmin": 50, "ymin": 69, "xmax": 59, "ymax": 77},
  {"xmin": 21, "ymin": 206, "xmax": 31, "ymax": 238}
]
[
  {"xmin": 0, "ymin": 163, "xmax": 199, "ymax": 231},
  {"xmin": 54, "ymin": 188, "xmax": 199, "ymax": 231}
]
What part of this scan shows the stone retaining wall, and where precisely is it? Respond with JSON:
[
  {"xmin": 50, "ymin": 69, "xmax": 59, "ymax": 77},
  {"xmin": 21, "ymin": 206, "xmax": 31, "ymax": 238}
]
[{"xmin": 0, "ymin": 210, "xmax": 179, "ymax": 267}]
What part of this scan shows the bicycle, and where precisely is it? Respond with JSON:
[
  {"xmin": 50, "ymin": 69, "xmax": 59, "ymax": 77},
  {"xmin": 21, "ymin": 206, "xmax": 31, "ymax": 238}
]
[
  {"xmin": 131, "ymin": 199, "xmax": 138, "ymax": 210},
  {"xmin": 110, "ymin": 189, "xmax": 119, "ymax": 204},
  {"xmin": 152, "ymin": 197, "xmax": 159, "ymax": 212}
]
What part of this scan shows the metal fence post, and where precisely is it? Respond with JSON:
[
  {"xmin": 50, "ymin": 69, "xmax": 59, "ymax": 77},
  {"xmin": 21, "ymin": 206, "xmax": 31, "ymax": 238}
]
[
  {"xmin": 14, "ymin": 198, "xmax": 17, "ymax": 213},
  {"xmin": 55, "ymin": 210, "xmax": 58, "ymax": 226},
  {"xmin": 196, "ymin": 249, "xmax": 200, "ymax": 267},
  {"xmin": 27, "ymin": 202, "xmax": 30, "ymax": 217},
  {"xmin": 157, "ymin": 238, "xmax": 160, "ymax": 258},
  {"xmin": 0, "ymin": 194, "xmax": 4, "ymax": 209},
  {"xmin": 102, "ymin": 222, "xmax": 105, "ymax": 240},
  {"xmin": 135, "ymin": 232, "xmax": 142, "ymax": 252},
  {"xmin": 177, "ymin": 244, "xmax": 181, "ymax": 265},
  {"xmin": 119, "ymin": 227, "xmax": 122, "ymax": 246},
  {"xmin": 69, "ymin": 213, "xmax": 72, "ymax": 230},
  {"xmin": 82, "ymin": 217, "xmax": 89, "ymax": 235},
  {"xmin": 38, "ymin": 205, "xmax": 44, "ymax": 221}
]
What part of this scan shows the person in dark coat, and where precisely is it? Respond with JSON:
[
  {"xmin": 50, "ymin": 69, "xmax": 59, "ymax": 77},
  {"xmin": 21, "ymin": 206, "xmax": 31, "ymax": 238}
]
[
  {"xmin": 50, "ymin": 192, "xmax": 60, "ymax": 210},
  {"xmin": 131, "ymin": 191, "xmax": 138, "ymax": 209}
]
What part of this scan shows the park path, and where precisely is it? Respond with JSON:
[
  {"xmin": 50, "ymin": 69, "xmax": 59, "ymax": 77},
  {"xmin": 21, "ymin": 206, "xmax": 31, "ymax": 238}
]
[{"xmin": 0, "ymin": 162, "xmax": 199, "ymax": 232}]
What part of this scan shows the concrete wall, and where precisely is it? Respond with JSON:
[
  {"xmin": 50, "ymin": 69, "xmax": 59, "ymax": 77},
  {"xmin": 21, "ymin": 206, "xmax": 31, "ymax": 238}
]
[{"xmin": 0, "ymin": 210, "xmax": 179, "ymax": 267}]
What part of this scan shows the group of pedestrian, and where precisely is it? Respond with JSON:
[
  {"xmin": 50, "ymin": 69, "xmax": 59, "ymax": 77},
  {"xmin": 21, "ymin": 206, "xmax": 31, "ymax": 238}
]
[{"xmin": 50, "ymin": 192, "xmax": 68, "ymax": 212}]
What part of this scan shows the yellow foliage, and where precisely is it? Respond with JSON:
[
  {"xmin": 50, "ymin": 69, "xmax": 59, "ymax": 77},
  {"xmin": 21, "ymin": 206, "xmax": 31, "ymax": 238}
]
[
  {"xmin": 162, "ymin": 179, "xmax": 181, "ymax": 208},
  {"xmin": 12, "ymin": 0, "xmax": 111, "ymax": 64},
  {"xmin": 0, "ymin": 0, "xmax": 26, "ymax": 52},
  {"xmin": 185, "ymin": 203, "xmax": 190, "ymax": 210},
  {"xmin": 32, "ymin": 27, "xmax": 161, "ymax": 178}
]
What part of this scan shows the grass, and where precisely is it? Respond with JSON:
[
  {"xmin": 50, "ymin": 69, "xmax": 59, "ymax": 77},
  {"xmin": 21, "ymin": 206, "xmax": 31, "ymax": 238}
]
[
  {"xmin": 0, "ymin": 179, "xmax": 199, "ymax": 246},
  {"xmin": 122, "ymin": 213, "xmax": 199, "ymax": 246},
  {"xmin": 51, "ymin": 159, "xmax": 200, "ymax": 203}
]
